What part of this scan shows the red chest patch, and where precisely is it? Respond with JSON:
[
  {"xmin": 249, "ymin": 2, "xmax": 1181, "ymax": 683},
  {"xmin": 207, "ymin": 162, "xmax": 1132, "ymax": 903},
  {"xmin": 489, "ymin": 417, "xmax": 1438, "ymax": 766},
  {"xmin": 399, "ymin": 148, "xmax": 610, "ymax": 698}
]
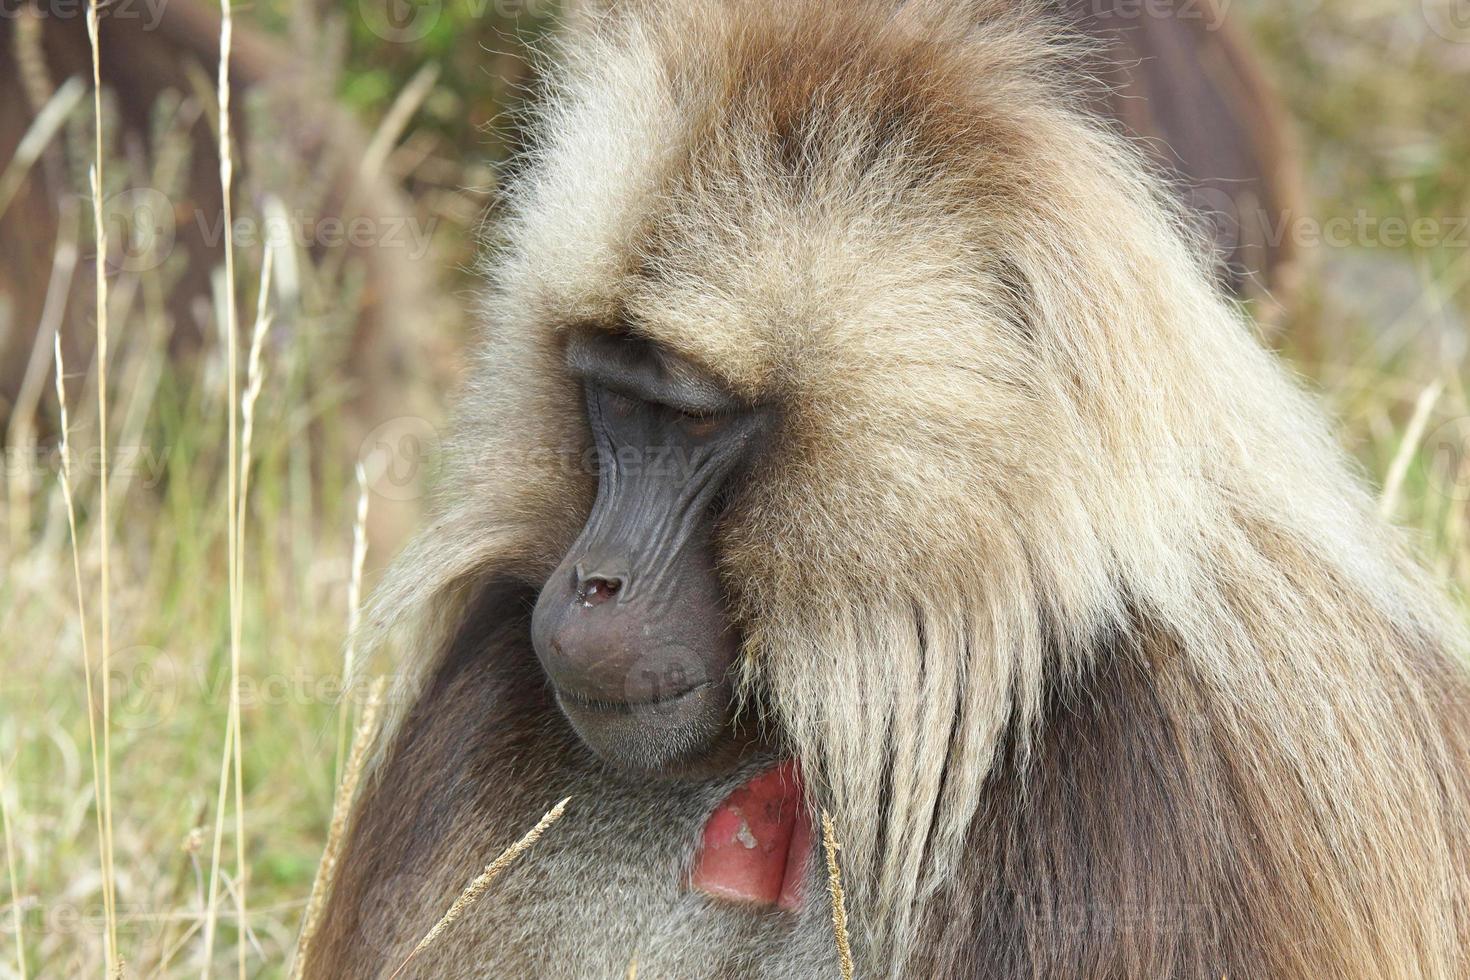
[{"xmin": 689, "ymin": 760, "xmax": 812, "ymax": 911}]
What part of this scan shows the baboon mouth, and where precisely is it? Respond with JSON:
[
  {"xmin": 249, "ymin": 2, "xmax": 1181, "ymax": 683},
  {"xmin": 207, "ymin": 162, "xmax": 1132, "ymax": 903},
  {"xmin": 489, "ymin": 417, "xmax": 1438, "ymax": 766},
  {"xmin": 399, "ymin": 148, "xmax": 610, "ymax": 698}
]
[
  {"xmin": 552, "ymin": 678, "xmax": 733, "ymax": 773},
  {"xmin": 689, "ymin": 760, "xmax": 812, "ymax": 912},
  {"xmin": 554, "ymin": 680, "xmax": 717, "ymax": 713}
]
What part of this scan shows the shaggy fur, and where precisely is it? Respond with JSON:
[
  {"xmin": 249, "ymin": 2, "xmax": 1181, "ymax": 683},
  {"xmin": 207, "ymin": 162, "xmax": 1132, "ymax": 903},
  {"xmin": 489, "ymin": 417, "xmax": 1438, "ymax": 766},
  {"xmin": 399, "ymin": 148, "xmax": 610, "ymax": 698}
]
[{"xmin": 307, "ymin": 1, "xmax": 1470, "ymax": 977}]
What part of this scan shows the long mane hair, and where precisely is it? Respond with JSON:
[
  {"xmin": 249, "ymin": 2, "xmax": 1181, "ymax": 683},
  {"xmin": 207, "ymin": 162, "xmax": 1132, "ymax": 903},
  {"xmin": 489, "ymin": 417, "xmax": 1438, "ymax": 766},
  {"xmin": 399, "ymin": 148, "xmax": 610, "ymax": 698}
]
[{"xmin": 354, "ymin": 1, "xmax": 1470, "ymax": 974}]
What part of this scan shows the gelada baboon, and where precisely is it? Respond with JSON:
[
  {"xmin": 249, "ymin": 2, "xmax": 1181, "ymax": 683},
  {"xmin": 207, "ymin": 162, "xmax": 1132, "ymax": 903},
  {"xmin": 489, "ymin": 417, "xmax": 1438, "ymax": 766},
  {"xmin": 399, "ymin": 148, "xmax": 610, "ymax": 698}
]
[{"xmin": 307, "ymin": 1, "xmax": 1470, "ymax": 976}]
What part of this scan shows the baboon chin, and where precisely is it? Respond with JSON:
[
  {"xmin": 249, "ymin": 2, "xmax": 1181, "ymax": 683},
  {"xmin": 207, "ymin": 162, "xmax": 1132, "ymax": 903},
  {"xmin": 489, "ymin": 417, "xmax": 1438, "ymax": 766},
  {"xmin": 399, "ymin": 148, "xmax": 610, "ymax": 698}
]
[
  {"xmin": 529, "ymin": 330, "xmax": 769, "ymax": 775},
  {"xmin": 306, "ymin": 1, "xmax": 1470, "ymax": 978}
]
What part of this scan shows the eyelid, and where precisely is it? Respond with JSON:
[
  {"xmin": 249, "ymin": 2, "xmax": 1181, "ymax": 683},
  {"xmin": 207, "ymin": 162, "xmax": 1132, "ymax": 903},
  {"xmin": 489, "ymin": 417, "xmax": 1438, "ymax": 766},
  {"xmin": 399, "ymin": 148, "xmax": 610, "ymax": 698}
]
[
  {"xmin": 679, "ymin": 411, "xmax": 725, "ymax": 437},
  {"xmin": 597, "ymin": 382, "xmax": 726, "ymax": 422},
  {"xmin": 673, "ymin": 404, "xmax": 722, "ymax": 422}
]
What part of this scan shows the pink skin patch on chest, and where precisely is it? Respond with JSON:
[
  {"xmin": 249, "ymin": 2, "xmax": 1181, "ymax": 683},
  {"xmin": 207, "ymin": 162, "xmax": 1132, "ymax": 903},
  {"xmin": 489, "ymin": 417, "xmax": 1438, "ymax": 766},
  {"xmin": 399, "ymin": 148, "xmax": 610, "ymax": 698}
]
[{"xmin": 689, "ymin": 760, "xmax": 812, "ymax": 911}]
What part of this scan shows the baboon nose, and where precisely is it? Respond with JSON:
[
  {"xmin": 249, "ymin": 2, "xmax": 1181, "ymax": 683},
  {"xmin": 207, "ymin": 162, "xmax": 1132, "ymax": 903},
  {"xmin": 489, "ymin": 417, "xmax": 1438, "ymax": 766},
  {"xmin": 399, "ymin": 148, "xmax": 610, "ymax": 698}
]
[{"xmin": 574, "ymin": 564, "xmax": 624, "ymax": 607}]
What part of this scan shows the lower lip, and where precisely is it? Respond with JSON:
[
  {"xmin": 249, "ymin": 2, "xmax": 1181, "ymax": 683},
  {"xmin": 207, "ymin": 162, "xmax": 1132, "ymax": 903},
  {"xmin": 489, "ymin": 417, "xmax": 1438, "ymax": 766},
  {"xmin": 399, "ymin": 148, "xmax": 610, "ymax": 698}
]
[
  {"xmin": 552, "ymin": 679, "xmax": 732, "ymax": 774},
  {"xmin": 555, "ymin": 680, "xmax": 716, "ymax": 715}
]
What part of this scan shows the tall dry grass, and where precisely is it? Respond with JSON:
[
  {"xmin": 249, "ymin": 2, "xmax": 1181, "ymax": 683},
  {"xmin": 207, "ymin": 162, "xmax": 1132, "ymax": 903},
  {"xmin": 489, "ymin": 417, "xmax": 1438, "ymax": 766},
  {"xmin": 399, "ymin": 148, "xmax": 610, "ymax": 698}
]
[
  {"xmin": 195, "ymin": 1, "xmax": 249, "ymax": 972},
  {"xmin": 820, "ymin": 811, "xmax": 854, "ymax": 980},
  {"xmin": 385, "ymin": 798, "xmax": 572, "ymax": 980},
  {"xmin": 0, "ymin": 2, "xmax": 426, "ymax": 973},
  {"xmin": 0, "ymin": 742, "xmax": 24, "ymax": 980},
  {"xmin": 289, "ymin": 675, "xmax": 385, "ymax": 979},
  {"xmin": 83, "ymin": 3, "xmax": 119, "ymax": 973}
]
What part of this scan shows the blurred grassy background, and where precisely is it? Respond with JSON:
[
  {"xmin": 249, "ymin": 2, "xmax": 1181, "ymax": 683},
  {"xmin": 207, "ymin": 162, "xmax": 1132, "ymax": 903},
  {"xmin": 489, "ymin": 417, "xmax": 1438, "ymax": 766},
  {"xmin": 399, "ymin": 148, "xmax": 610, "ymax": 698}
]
[{"xmin": 0, "ymin": 0, "xmax": 1467, "ymax": 975}]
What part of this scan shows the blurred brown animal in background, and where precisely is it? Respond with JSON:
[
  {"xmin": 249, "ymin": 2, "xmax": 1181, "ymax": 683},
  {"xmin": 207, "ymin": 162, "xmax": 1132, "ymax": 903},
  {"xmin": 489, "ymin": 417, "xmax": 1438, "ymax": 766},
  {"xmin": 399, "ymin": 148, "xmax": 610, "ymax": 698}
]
[
  {"xmin": 0, "ymin": 0, "xmax": 440, "ymax": 399},
  {"xmin": 304, "ymin": 1, "xmax": 1468, "ymax": 978},
  {"xmin": 1058, "ymin": 0, "xmax": 1301, "ymax": 313},
  {"xmin": 0, "ymin": 0, "xmax": 444, "ymax": 551}
]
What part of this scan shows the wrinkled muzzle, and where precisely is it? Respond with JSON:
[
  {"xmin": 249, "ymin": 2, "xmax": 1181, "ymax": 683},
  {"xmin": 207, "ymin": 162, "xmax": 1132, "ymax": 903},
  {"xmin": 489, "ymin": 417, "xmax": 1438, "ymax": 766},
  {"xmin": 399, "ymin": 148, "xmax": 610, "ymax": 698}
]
[{"xmin": 530, "ymin": 422, "xmax": 742, "ymax": 773}]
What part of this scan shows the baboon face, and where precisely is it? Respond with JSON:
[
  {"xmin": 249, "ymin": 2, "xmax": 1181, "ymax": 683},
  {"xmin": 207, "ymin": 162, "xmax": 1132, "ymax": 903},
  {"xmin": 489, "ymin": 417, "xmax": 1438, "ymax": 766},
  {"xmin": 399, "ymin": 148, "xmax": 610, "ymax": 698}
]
[
  {"xmin": 514, "ymin": 0, "xmax": 1048, "ymax": 779},
  {"xmin": 530, "ymin": 329, "xmax": 772, "ymax": 774}
]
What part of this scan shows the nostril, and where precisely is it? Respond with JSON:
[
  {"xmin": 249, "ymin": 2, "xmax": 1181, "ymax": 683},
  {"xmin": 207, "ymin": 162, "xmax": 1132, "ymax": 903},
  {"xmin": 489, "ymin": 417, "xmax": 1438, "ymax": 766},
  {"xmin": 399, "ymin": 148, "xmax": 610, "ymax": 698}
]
[{"xmin": 578, "ymin": 574, "xmax": 622, "ymax": 607}]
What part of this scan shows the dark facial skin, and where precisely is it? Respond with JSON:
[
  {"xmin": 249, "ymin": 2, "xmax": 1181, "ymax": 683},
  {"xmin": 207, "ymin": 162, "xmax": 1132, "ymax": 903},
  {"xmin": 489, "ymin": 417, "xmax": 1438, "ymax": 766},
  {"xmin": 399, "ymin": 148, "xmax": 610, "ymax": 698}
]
[{"xmin": 530, "ymin": 331, "xmax": 770, "ymax": 774}]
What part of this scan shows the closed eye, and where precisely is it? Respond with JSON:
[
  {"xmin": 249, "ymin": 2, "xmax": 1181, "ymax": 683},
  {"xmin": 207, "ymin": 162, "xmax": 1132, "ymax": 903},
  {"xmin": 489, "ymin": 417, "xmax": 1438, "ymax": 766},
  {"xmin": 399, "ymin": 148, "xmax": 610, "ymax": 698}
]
[
  {"xmin": 595, "ymin": 383, "xmax": 726, "ymax": 435},
  {"xmin": 668, "ymin": 404, "xmax": 727, "ymax": 437}
]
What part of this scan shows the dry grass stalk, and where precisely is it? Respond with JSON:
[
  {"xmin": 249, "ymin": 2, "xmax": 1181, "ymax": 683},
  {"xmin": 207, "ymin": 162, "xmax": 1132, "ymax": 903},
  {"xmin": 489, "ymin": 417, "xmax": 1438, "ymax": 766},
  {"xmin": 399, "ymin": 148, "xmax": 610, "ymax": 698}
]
[
  {"xmin": 820, "ymin": 809, "xmax": 855, "ymax": 980},
  {"xmin": 626, "ymin": 955, "xmax": 638, "ymax": 979},
  {"xmin": 235, "ymin": 249, "xmax": 275, "ymax": 582},
  {"xmin": 13, "ymin": 4, "xmax": 54, "ymax": 111},
  {"xmin": 360, "ymin": 62, "xmax": 441, "ymax": 180},
  {"xmin": 200, "ymin": 0, "xmax": 246, "ymax": 973},
  {"xmin": 0, "ymin": 76, "xmax": 84, "ymax": 222},
  {"xmin": 386, "ymin": 798, "xmax": 573, "ymax": 980},
  {"xmin": 222, "ymin": 10, "xmax": 245, "ymax": 971},
  {"xmin": 83, "ymin": 4, "xmax": 120, "ymax": 971},
  {"xmin": 335, "ymin": 462, "xmax": 370, "ymax": 784},
  {"xmin": 53, "ymin": 337, "xmax": 111, "ymax": 976},
  {"xmin": 200, "ymin": 707, "xmax": 238, "ymax": 979},
  {"xmin": 223, "ymin": 248, "xmax": 274, "ymax": 978},
  {"xmin": 0, "ymin": 742, "xmax": 26, "ymax": 980},
  {"xmin": 1379, "ymin": 379, "xmax": 1444, "ymax": 519},
  {"xmin": 290, "ymin": 675, "xmax": 388, "ymax": 979}
]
